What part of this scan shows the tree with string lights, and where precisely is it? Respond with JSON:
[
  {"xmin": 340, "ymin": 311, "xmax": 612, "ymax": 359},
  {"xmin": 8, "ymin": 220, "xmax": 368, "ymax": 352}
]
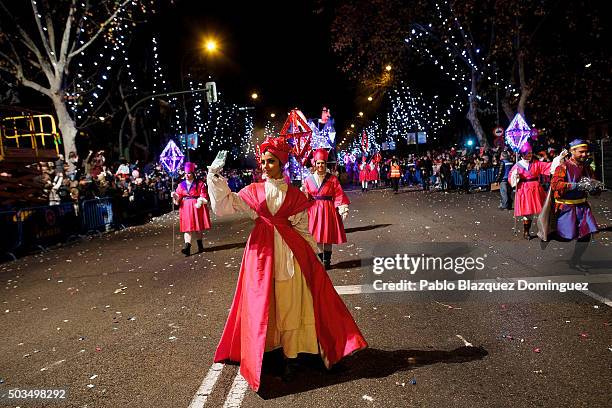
[
  {"xmin": 327, "ymin": 0, "xmax": 609, "ymax": 144},
  {"xmin": 0, "ymin": 0, "xmax": 155, "ymax": 157}
]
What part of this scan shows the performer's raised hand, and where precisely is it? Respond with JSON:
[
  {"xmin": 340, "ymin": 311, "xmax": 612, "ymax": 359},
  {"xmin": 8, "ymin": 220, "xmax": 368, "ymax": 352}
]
[
  {"xmin": 208, "ymin": 150, "xmax": 228, "ymax": 174},
  {"xmin": 550, "ymin": 149, "xmax": 568, "ymax": 175}
]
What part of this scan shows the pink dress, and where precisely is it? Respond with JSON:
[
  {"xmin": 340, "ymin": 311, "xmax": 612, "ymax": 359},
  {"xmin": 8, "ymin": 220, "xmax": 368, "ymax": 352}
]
[
  {"xmin": 175, "ymin": 180, "xmax": 212, "ymax": 232},
  {"xmin": 359, "ymin": 163, "xmax": 369, "ymax": 182},
  {"xmin": 213, "ymin": 182, "xmax": 367, "ymax": 391},
  {"xmin": 510, "ymin": 161, "xmax": 551, "ymax": 217},
  {"xmin": 368, "ymin": 163, "xmax": 379, "ymax": 181},
  {"xmin": 302, "ymin": 174, "xmax": 350, "ymax": 244}
]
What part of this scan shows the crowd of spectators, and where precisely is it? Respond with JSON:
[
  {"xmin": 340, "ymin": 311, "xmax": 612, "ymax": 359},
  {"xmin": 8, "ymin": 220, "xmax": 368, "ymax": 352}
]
[
  {"xmin": 38, "ymin": 136, "xmax": 586, "ymax": 211},
  {"xmin": 42, "ymin": 150, "xmax": 261, "ymax": 215},
  {"xmin": 339, "ymin": 138, "xmax": 565, "ymax": 192}
]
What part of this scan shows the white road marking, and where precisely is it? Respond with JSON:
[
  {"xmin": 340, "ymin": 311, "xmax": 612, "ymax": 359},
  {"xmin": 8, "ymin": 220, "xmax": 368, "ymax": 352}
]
[
  {"xmin": 189, "ymin": 273, "xmax": 611, "ymax": 407},
  {"xmin": 222, "ymin": 372, "xmax": 249, "ymax": 408},
  {"xmin": 188, "ymin": 362, "xmax": 224, "ymax": 408},
  {"xmin": 579, "ymin": 289, "xmax": 612, "ymax": 307},
  {"xmin": 334, "ymin": 273, "xmax": 612, "ymax": 307}
]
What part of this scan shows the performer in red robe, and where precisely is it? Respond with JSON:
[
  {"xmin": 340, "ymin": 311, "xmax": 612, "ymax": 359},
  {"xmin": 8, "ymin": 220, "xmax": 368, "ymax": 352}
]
[
  {"xmin": 509, "ymin": 144, "xmax": 553, "ymax": 239},
  {"xmin": 367, "ymin": 161, "xmax": 380, "ymax": 189},
  {"xmin": 172, "ymin": 162, "xmax": 211, "ymax": 255},
  {"xmin": 302, "ymin": 148, "xmax": 350, "ymax": 268},
  {"xmin": 359, "ymin": 157, "xmax": 369, "ymax": 192},
  {"xmin": 207, "ymin": 140, "xmax": 367, "ymax": 391}
]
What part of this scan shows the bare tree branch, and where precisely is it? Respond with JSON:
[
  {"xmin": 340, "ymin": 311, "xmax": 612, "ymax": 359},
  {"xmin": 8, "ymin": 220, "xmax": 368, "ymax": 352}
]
[
  {"xmin": 45, "ymin": 12, "xmax": 56, "ymax": 57},
  {"xmin": 58, "ymin": 0, "xmax": 77, "ymax": 69},
  {"xmin": 68, "ymin": 0, "xmax": 131, "ymax": 59},
  {"xmin": 0, "ymin": 50, "xmax": 19, "ymax": 70},
  {"xmin": 30, "ymin": 0, "xmax": 56, "ymax": 64}
]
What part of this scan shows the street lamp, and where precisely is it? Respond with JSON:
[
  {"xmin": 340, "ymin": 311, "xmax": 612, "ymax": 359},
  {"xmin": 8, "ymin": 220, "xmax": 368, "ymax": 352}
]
[
  {"xmin": 180, "ymin": 36, "xmax": 219, "ymax": 156},
  {"xmin": 251, "ymin": 92, "xmax": 259, "ymax": 100},
  {"xmin": 205, "ymin": 39, "xmax": 217, "ymax": 52},
  {"xmin": 358, "ymin": 112, "xmax": 364, "ymax": 117},
  {"xmin": 367, "ymin": 96, "xmax": 373, "ymax": 102},
  {"xmin": 270, "ymin": 113, "xmax": 276, "ymax": 118},
  {"xmin": 385, "ymin": 64, "xmax": 392, "ymax": 71}
]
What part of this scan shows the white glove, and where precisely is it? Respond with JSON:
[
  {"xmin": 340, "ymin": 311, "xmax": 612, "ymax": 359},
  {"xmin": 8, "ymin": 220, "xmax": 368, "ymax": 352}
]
[
  {"xmin": 338, "ymin": 205, "xmax": 349, "ymax": 221},
  {"xmin": 550, "ymin": 149, "xmax": 568, "ymax": 175},
  {"xmin": 208, "ymin": 150, "xmax": 228, "ymax": 174},
  {"xmin": 509, "ymin": 170, "xmax": 519, "ymax": 188},
  {"xmin": 171, "ymin": 192, "xmax": 179, "ymax": 205},
  {"xmin": 195, "ymin": 197, "xmax": 207, "ymax": 208}
]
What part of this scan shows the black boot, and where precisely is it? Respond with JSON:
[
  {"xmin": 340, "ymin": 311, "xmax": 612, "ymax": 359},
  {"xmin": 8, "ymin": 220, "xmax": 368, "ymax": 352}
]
[
  {"xmin": 282, "ymin": 358, "xmax": 299, "ymax": 382},
  {"xmin": 181, "ymin": 242, "xmax": 191, "ymax": 256},
  {"xmin": 323, "ymin": 250, "xmax": 332, "ymax": 269},
  {"xmin": 523, "ymin": 220, "xmax": 532, "ymax": 240},
  {"xmin": 197, "ymin": 239, "xmax": 205, "ymax": 253}
]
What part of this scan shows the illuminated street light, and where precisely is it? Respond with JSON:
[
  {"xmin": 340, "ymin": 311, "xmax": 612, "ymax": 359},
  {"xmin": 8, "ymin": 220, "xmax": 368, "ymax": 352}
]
[
  {"xmin": 270, "ymin": 113, "xmax": 276, "ymax": 118},
  {"xmin": 205, "ymin": 39, "xmax": 218, "ymax": 52},
  {"xmin": 350, "ymin": 124, "xmax": 355, "ymax": 128},
  {"xmin": 367, "ymin": 96, "xmax": 373, "ymax": 102},
  {"xmin": 358, "ymin": 112, "xmax": 364, "ymax": 117},
  {"xmin": 251, "ymin": 92, "xmax": 258, "ymax": 100},
  {"xmin": 385, "ymin": 65, "xmax": 392, "ymax": 71},
  {"xmin": 585, "ymin": 63, "xmax": 592, "ymax": 68}
]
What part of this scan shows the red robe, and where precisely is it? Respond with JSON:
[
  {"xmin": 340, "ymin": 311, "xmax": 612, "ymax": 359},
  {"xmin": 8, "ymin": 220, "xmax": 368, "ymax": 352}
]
[
  {"xmin": 367, "ymin": 164, "xmax": 379, "ymax": 181},
  {"xmin": 302, "ymin": 174, "xmax": 350, "ymax": 244},
  {"xmin": 213, "ymin": 182, "xmax": 367, "ymax": 391},
  {"xmin": 510, "ymin": 161, "xmax": 551, "ymax": 217},
  {"xmin": 175, "ymin": 180, "xmax": 211, "ymax": 232},
  {"xmin": 359, "ymin": 163, "xmax": 369, "ymax": 182}
]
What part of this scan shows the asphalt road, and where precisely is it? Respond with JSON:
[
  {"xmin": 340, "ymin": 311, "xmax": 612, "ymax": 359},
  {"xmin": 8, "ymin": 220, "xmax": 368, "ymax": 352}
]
[{"xmin": 1, "ymin": 187, "xmax": 611, "ymax": 408}]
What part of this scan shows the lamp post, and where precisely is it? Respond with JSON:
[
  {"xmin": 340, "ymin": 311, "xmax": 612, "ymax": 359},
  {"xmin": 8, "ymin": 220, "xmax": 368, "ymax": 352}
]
[{"xmin": 179, "ymin": 38, "xmax": 218, "ymax": 159}]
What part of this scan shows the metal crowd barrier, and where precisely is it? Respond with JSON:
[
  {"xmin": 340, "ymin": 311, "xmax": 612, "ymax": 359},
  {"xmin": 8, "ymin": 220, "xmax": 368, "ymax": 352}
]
[
  {"xmin": 81, "ymin": 197, "xmax": 114, "ymax": 233},
  {"xmin": 0, "ymin": 210, "xmax": 21, "ymax": 260},
  {"xmin": 1, "ymin": 193, "xmax": 174, "ymax": 262},
  {"xmin": 451, "ymin": 168, "xmax": 498, "ymax": 189}
]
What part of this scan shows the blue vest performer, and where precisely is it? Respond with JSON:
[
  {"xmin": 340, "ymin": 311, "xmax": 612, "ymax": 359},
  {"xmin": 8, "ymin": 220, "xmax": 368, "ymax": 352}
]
[
  {"xmin": 549, "ymin": 139, "xmax": 602, "ymax": 270},
  {"xmin": 550, "ymin": 139, "xmax": 600, "ymax": 240}
]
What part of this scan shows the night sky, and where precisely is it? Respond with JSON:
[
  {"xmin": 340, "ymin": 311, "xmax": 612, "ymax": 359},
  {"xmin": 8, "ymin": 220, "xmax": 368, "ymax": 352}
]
[{"xmin": 156, "ymin": 0, "xmax": 355, "ymax": 134}]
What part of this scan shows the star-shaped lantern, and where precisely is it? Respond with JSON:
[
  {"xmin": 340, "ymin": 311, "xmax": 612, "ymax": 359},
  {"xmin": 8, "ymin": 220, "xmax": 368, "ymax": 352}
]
[
  {"xmin": 280, "ymin": 109, "xmax": 312, "ymax": 166},
  {"xmin": 505, "ymin": 113, "xmax": 532, "ymax": 153},
  {"xmin": 160, "ymin": 139, "xmax": 185, "ymax": 176}
]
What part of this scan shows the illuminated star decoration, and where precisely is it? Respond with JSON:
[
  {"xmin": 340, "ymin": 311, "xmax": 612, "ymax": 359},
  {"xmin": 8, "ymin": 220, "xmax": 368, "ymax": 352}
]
[
  {"xmin": 280, "ymin": 109, "xmax": 312, "ymax": 166},
  {"xmin": 160, "ymin": 140, "xmax": 185, "ymax": 175},
  {"xmin": 505, "ymin": 113, "xmax": 532, "ymax": 153}
]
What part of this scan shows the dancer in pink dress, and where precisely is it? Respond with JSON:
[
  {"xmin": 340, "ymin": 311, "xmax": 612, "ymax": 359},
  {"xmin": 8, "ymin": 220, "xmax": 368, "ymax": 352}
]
[
  {"xmin": 509, "ymin": 145, "xmax": 562, "ymax": 238},
  {"xmin": 359, "ymin": 157, "xmax": 369, "ymax": 192},
  {"xmin": 302, "ymin": 148, "xmax": 350, "ymax": 268},
  {"xmin": 207, "ymin": 140, "xmax": 367, "ymax": 391},
  {"xmin": 172, "ymin": 162, "xmax": 211, "ymax": 255}
]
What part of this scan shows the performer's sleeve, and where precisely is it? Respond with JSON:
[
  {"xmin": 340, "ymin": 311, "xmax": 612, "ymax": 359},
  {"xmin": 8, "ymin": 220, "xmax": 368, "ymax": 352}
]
[
  {"xmin": 198, "ymin": 181, "xmax": 209, "ymax": 204},
  {"xmin": 206, "ymin": 173, "xmax": 255, "ymax": 217},
  {"xmin": 536, "ymin": 160, "xmax": 552, "ymax": 175},
  {"xmin": 333, "ymin": 178, "xmax": 350, "ymax": 207},
  {"xmin": 289, "ymin": 210, "xmax": 319, "ymax": 253},
  {"xmin": 509, "ymin": 165, "xmax": 519, "ymax": 188},
  {"xmin": 174, "ymin": 184, "xmax": 183, "ymax": 205},
  {"xmin": 550, "ymin": 165, "xmax": 573, "ymax": 195}
]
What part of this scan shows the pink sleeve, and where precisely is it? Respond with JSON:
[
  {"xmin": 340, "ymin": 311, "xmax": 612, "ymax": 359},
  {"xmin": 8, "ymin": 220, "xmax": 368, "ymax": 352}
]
[
  {"xmin": 175, "ymin": 184, "xmax": 185, "ymax": 204},
  {"xmin": 199, "ymin": 181, "xmax": 209, "ymax": 200},
  {"xmin": 332, "ymin": 177, "xmax": 350, "ymax": 207},
  {"xmin": 536, "ymin": 160, "xmax": 552, "ymax": 175}
]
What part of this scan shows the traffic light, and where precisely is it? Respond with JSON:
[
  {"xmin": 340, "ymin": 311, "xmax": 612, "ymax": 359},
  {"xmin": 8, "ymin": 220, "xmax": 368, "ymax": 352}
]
[{"xmin": 205, "ymin": 81, "xmax": 217, "ymax": 103}]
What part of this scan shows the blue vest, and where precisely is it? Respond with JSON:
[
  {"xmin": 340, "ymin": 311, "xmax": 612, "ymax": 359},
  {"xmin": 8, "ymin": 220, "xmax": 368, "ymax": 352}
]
[{"xmin": 501, "ymin": 160, "xmax": 513, "ymax": 181}]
